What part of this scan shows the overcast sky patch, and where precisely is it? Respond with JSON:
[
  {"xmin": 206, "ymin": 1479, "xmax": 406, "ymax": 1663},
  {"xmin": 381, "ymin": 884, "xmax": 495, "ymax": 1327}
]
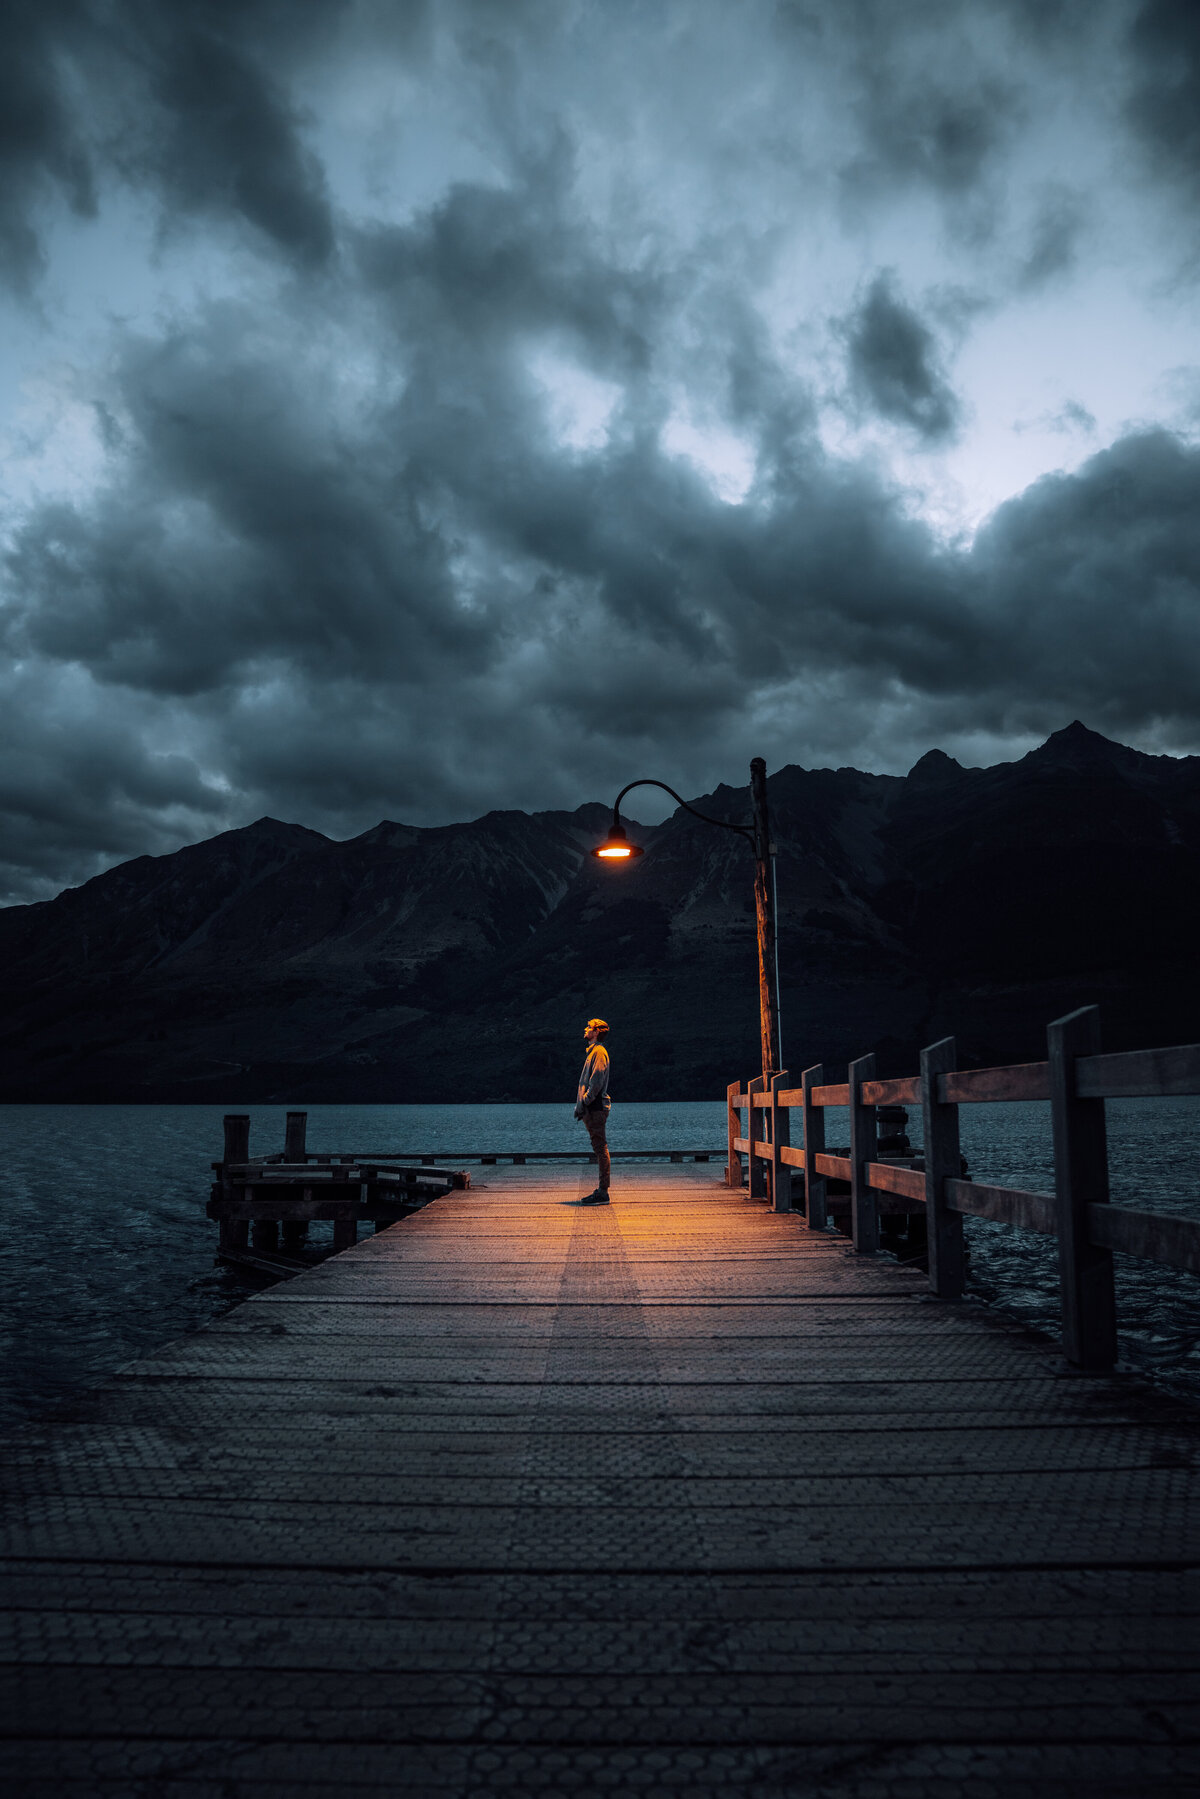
[{"xmin": 0, "ymin": 0, "xmax": 1199, "ymax": 902}]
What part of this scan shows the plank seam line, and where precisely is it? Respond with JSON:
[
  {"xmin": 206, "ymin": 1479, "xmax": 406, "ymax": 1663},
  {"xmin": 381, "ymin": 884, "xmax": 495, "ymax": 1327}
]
[
  {"xmin": 2, "ymin": 1732, "xmax": 1196, "ymax": 1751},
  {"xmin": 3, "ymin": 1664, "xmax": 1198, "ymax": 1682},
  {"xmin": 5, "ymin": 1556, "xmax": 1198, "ymax": 1576},
  {"xmin": 112, "ymin": 1373, "xmax": 1066, "ymax": 1387},
  {"xmin": 13, "ymin": 1460, "xmax": 1187, "ymax": 1489}
]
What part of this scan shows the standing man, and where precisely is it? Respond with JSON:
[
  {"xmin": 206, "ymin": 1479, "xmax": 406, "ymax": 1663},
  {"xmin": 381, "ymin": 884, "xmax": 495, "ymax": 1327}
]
[{"xmin": 575, "ymin": 1018, "xmax": 611, "ymax": 1204}]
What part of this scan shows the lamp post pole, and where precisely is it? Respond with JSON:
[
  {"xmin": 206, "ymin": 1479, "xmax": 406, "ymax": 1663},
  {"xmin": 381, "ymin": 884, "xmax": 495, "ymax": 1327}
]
[
  {"xmin": 592, "ymin": 758, "xmax": 781, "ymax": 1084},
  {"xmin": 749, "ymin": 757, "xmax": 779, "ymax": 1084}
]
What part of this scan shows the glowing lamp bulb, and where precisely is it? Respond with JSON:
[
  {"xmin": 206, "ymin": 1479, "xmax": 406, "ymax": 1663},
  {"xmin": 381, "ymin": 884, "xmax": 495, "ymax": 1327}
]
[{"xmin": 591, "ymin": 821, "xmax": 644, "ymax": 862}]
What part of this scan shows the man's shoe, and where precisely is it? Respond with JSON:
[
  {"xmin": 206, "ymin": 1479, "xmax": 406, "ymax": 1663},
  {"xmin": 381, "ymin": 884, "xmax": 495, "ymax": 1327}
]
[{"xmin": 580, "ymin": 1189, "xmax": 611, "ymax": 1204}]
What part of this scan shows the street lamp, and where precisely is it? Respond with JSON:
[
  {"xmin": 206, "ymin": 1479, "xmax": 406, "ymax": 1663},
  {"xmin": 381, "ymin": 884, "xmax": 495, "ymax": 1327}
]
[{"xmin": 592, "ymin": 757, "xmax": 781, "ymax": 1081}]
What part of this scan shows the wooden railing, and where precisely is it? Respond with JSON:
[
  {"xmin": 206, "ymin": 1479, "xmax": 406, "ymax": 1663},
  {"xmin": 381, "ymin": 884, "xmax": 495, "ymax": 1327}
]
[{"xmin": 725, "ymin": 1005, "xmax": 1200, "ymax": 1370}]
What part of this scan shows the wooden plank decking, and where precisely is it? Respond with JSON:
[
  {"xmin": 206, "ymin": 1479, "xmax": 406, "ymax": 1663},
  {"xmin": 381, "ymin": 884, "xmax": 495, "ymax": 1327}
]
[{"xmin": 2, "ymin": 1164, "xmax": 1199, "ymax": 1796}]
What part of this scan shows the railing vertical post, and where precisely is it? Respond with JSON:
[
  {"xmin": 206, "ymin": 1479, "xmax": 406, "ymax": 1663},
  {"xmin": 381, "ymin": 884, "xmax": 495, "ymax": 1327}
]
[
  {"xmin": 848, "ymin": 1053, "xmax": 878, "ymax": 1255},
  {"xmin": 332, "ymin": 1165, "xmax": 358, "ymax": 1253},
  {"xmin": 285, "ymin": 1112, "xmax": 308, "ymax": 1163},
  {"xmin": 801, "ymin": 1065, "xmax": 827, "ymax": 1230},
  {"xmin": 920, "ymin": 1038, "xmax": 965, "ymax": 1298},
  {"xmin": 725, "ymin": 1082, "xmax": 744, "ymax": 1188},
  {"xmin": 747, "ymin": 1074, "xmax": 767, "ymax": 1200},
  {"xmin": 1049, "ymin": 1006, "xmax": 1117, "ymax": 1370},
  {"xmin": 220, "ymin": 1115, "xmax": 251, "ymax": 1252},
  {"xmin": 769, "ymin": 1070, "xmax": 791, "ymax": 1212},
  {"xmin": 282, "ymin": 1112, "xmax": 310, "ymax": 1251},
  {"xmin": 223, "ymin": 1114, "xmax": 250, "ymax": 1166}
]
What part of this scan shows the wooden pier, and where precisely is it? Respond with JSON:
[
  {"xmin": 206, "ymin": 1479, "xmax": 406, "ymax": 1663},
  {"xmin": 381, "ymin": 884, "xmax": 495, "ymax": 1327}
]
[{"xmin": 2, "ymin": 1159, "xmax": 1198, "ymax": 1794}]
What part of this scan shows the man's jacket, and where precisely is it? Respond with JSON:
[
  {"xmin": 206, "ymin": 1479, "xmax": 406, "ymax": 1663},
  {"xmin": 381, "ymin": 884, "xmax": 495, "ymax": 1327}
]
[{"xmin": 576, "ymin": 1043, "xmax": 611, "ymax": 1116}]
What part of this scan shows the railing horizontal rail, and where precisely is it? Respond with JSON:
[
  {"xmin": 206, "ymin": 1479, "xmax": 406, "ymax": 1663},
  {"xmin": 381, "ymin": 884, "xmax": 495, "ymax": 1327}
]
[
  {"xmin": 867, "ymin": 1161, "xmax": 926, "ymax": 1201},
  {"xmin": 814, "ymin": 1151, "xmax": 851, "ymax": 1180},
  {"xmin": 732, "ymin": 1040, "xmax": 1200, "ymax": 1119},
  {"xmin": 939, "ymin": 1063, "xmax": 1050, "ymax": 1103},
  {"xmin": 861, "ymin": 1077, "xmax": 923, "ymax": 1106},
  {"xmin": 1088, "ymin": 1203, "xmax": 1200, "ymax": 1272},
  {"xmin": 945, "ymin": 1177, "xmax": 1056, "ymax": 1234},
  {"xmin": 1075, "ymin": 1044, "xmax": 1200, "ymax": 1099},
  {"xmin": 826, "ymin": 1191, "xmax": 926, "ymax": 1215},
  {"xmin": 748, "ymin": 1146, "xmax": 924, "ymax": 1198}
]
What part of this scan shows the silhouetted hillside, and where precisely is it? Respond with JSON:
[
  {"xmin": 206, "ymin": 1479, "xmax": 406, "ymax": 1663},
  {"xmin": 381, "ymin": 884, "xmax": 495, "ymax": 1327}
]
[{"xmin": 1, "ymin": 725, "xmax": 1196, "ymax": 1100}]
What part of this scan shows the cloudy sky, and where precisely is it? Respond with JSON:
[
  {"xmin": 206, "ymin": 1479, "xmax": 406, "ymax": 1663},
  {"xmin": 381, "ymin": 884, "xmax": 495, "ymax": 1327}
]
[{"xmin": 2, "ymin": 0, "xmax": 1199, "ymax": 902}]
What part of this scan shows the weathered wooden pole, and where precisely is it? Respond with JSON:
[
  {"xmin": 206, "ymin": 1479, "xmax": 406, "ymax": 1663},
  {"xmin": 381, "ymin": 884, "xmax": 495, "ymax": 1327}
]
[
  {"xmin": 746, "ymin": 1073, "xmax": 767, "ymax": 1200},
  {"xmin": 282, "ymin": 1112, "xmax": 310, "ymax": 1250},
  {"xmin": 219, "ymin": 1115, "xmax": 251, "ymax": 1251},
  {"xmin": 332, "ymin": 1165, "xmax": 358, "ymax": 1252},
  {"xmin": 725, "ymin": 1081, "xmax": 744, "ymax": 1188},
  {"xmin": 750, "ymin": 757, "xmax": 779, "ymax": 1082},
  {"xmin": 920, "ymin": 1037, "xmax": 965, "ymax": 1297},
  {"xmin": 1049, "ymin": 1006, "xmax": 1117, "ymax": 1369},
  {"xmin": 223, "ymin": 1114, "xmax": 250, "ymax": 1165},
  {"xmin": 801, "ymin": 1064, "xmax": 827, "ymax": 1230},
  {"xmin": 848, "ymin": 1053, "xmax": 878, "ymax": 1255},
  {"xmin": 285, "ymin": 1112, "xmax": 308, "ymax": 1162},
  {"xmin": 769, "ymin": 1069, "xmax": 791, "ymax": 1211}
]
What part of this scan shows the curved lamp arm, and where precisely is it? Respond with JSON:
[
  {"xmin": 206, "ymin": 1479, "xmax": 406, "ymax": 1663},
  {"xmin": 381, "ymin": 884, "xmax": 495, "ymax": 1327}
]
[{"xmin": 611, "ymin": 778, "xmax": 755, "ymax": 844}]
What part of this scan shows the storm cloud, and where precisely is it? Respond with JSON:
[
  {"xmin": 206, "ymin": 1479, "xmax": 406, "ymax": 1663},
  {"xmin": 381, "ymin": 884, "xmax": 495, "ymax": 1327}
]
[
  {"xmin": 842, "ymin": 275, "xmax": 961, "ymax": 440},
  {"xmin": 1, "ymin": 0, "xmax": 1199, "ymax": 902}
]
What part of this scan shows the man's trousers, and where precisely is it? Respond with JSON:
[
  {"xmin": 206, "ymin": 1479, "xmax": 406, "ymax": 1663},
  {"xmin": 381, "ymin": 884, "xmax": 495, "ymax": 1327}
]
[{"xmin": 582, "ymin": 1106, "xmax": 610, "ymax": 1190}]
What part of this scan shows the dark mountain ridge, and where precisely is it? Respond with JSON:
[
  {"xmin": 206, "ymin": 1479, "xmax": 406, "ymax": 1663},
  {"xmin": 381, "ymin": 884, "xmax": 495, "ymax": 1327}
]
[{"xmin": 1, "ymin": 724, "xmax": 1196, "ymax": 1101}]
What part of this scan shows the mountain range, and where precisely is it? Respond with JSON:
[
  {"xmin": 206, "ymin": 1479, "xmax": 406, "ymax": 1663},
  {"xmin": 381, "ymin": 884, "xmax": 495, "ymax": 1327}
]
[{"xmin": 1, "ymin": 722, "xmax": 1196, "ymax": 1103}]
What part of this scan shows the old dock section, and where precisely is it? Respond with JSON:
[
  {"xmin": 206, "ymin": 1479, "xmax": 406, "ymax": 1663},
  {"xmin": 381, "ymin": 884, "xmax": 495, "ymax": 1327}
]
[{"xmin": 3, "ymin": 1139, "xmax": 1199, "ymax": 1792}]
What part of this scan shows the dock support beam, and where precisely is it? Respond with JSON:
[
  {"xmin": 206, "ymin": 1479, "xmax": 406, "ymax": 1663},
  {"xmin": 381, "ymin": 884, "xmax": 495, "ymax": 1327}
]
[
  {"xmin": 1049, "ymin": 1006, "xmax": 1117, "ymax": 1369},
  {"xmin": 282, "ymin": 1112, "xmax": 310, "ymax": 1249},
  {"xmin": 747, "ymin": 1075, "xmax": 767, "ymax": 1200},
  {"xmin": 801, "ymin": 1065, "xmax": 826, "ymax": 1230},
  {"xmin": 219, "ymin": 1116, "xmax": 250, "ymax": 1251},
  {"xmin": 332, "ymin": 1165, "xmax": 358, "ymax": 1252},
  {"xmin": 769, "ymin": 1070, "xmax": 791, "ymax": 1211},
  {"xmin": 921, "ymin": 1037, "xmax": 965, "ymax": 1298},
  {"xmin": 725, "ymin": 1082, "xmax": 744, "ymax": 1188},
  {"xmin": 849, "ymin": 1053, "xmax": 878, "ymax": 1254}
]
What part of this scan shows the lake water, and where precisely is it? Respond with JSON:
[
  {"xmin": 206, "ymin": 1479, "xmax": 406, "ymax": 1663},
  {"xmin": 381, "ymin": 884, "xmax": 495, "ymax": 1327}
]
[{"xmin": 2, "ymin": 1098, "xmax": 1198, "ymax": 1434}]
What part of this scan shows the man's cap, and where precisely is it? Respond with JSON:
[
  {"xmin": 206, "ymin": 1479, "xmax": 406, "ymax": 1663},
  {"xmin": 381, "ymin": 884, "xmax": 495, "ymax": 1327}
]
[{"xmin": 585, "ymin": 1018, "xmax": 609, "ymax": 1033}]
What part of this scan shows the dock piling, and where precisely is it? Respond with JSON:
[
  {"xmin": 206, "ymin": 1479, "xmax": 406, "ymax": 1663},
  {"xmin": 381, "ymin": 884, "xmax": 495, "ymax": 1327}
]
[
  {"xmin": 724, "ymin": 1081, "xmax": 743, "ymax": 1188},
  {"xmin": 848, "ymin": 1052, "xmax": 878, "ymax": 1254},
  {"xmin": 747, "ymin": 1074, "xmax": 767, "ymax": 1199},
  {"xmin": 769, "ymin": 1069, "xmax": 791, "ymax": 1211},
  {"xmin": 1049, "ymin": 1005, "xmax": 1118, "ymax": 1369},
  {"xmin": 219, "ymin": 1116, "xmax": 251, "ymax": 1251},
  {"xmin": 920, "ymin": 1036, "xmax": 965, "ymax": 1298},
  {"xmin": 801, "ymin": 1064, "xmax": 826, "ymax": 1230},
  {"xmin": 281, "ymin": 1112, "xmax": 310, "ymax": 1248}
]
